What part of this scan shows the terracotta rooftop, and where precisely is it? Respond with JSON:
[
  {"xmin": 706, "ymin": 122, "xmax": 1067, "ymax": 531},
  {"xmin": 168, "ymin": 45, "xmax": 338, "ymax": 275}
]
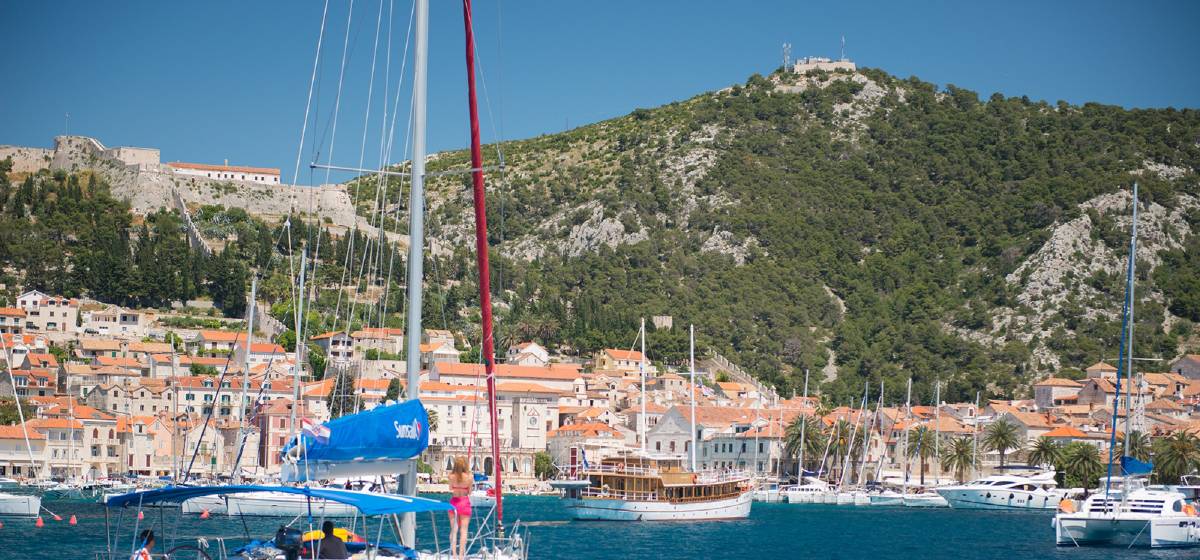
[{"xmin": 168, "ymin": 161, "xmax": 281, "ymax": 175}]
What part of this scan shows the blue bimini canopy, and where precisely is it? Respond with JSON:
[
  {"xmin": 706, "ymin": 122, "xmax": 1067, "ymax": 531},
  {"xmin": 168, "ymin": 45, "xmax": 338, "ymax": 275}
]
[{"xmin": 105, "ymin": 485, "xmax": 452, "ymax": 516}]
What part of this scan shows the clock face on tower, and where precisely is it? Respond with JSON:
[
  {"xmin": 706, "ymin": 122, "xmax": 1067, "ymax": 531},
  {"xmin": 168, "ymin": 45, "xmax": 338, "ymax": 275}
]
[{"xmin": 527, "ymin": 416, "xmax": 538, "ymax": 427}]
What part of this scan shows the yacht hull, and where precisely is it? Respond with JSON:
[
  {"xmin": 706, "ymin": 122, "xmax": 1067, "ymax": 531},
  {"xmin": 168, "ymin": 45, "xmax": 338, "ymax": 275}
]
[
  {"xmin": 902, "ymin": 494, "xmax": 948, "ymax": 508},
  {"xmin": 0, "ymin": 493, "xmax": 40, "ymax": 517},
  {"xmin": 1055, "ymin": 514, "xmax": 1200, "ymax": 548},
  {"xmin": 937, "ymin": 488, "xmax": 1060, "ymax": 510},
  {"xmin": 565, "ymin": 490, "xmax": 752, "ymax": 521}
]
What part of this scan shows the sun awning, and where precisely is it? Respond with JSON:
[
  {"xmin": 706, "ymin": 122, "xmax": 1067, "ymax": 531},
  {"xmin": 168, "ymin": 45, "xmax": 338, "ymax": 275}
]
[{"xmin": 104, "ymin": 485, "xmax": 452, "ymax": 515}]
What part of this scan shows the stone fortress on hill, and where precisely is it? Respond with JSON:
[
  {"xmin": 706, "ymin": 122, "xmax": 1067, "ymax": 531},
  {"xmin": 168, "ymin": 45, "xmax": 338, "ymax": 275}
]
[{"xmin": 0, "ymin": 135, "xmax": 373, "ymax": 237}]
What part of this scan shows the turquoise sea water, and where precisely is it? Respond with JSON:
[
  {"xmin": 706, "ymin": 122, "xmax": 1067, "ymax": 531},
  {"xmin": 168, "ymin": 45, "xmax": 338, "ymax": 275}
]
[{"xmin": 3, "ymin": 497, "xmax": 1198, "ymax": 559}]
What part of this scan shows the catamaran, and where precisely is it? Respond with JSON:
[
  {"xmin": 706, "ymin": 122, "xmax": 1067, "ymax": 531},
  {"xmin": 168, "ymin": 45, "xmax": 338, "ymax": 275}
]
[{"xmin": 1053, "ymin": 183, "xmax": 1200, "ymax": 548}]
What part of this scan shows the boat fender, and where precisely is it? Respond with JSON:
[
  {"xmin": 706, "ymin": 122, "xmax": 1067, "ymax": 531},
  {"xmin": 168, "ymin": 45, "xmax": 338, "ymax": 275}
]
[
  {"xmin": 1058, "ymin": 498, "xmax": 1076, "ymax": 514},
  {"xmin": 601, "ymin": 484, "xmax": 610, "ymax": 497},
  {"xmin": 1184, "ymin": 503, "xmax": 1198, "ymax": 517}
]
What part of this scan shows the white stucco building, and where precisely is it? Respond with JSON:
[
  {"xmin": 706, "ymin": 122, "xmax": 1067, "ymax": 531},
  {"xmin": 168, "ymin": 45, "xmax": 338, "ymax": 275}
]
[{"xmin": 168, "ymin": 161, "xmax": 281, "ymax": 185}]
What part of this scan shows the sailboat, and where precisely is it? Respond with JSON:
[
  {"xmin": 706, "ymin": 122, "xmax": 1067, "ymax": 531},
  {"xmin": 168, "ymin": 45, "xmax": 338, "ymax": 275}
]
[
  {"xmin": 551, "ymin": 322, "xmax": 753, "ymax": 520},
  {"xmin": 903, "ymin": 381, "xmax": 947, "ymax": 508},
  {"xmin": 1053, "ymin": 183, "xmax": 1200, "ymax": 548},
  {"xmin": 0, "ymin": 336, "xmax": 42, "ymax": 517}
]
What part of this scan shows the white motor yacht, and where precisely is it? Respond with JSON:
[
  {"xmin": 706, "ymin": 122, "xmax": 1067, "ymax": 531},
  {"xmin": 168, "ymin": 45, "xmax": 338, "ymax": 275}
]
[
  {"xmin": 936, "ymin": 471, "xmax": 1064, "ymax": 510},
  {"xmin": 0, "ymin": 492, "xmax": 40, "ymax": 517},
  {"xmin": 1054, "ymin": 478, "xmax": 1200, "ymax": 548},
  {"xmin": 469, "ymin": 480, "xmax": 497, "ymax": 509},
  {"xmin": 783, "ymin": 478, "xmax": 829, "ymax": 504}
]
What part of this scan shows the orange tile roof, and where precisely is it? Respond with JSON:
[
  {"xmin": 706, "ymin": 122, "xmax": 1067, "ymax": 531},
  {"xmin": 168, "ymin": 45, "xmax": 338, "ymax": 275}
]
[
  {"xmin": 240, "ymin": 342, "xmax": 286, "ymax": 354},
  {"xmin": 97, "ymin": 356, "xmax": 143, "ymax": 368},
  {"xmin": 79, "ymin": 338, "xmax": 122, "ymax": 351},
  {"xmin": 168, "ymin": 161, "xmax": 280, "ymax": 175},
  {"xmin": 0, "ymin": 425, "xmax": 46, "ymax": 439},
  {"xmin": 1043, "ymin": 425, "xmax": 1088, "ymax": 438},
  {"xmin": 310, "ymin": 331, "xmax": 344, "ymax": 340},
  {"xmin": 603, "ymin": 348, "xmax": 645, "ymax": 362},
  {"xmin": 1086, "ymin": 361, "xmax": 1118, "ymax": 372},
  {"xmin": 436, "ymin": 362, "xmax": 581, "ymax": 382},
  {"xmin": 0, "ymin": 307, "xmax": 26, "ymax": 317},
  {"xmin": 351, "ymin": 328, "xmax": 404, "ymax": 339},
  {"xmin": 197, "ymin": 330, "xmax": 245, "ymax": 343},
  {"xmin": 495, "ymin": 381, "xmax": 562, "ymax": 394},
  {"xmin": 1035, "ymin": 377, "xmax": 1083, "ymax": 388},
  {"xmin": 547, "ymin": 422, "xmax": 621, "ymax": 438}
]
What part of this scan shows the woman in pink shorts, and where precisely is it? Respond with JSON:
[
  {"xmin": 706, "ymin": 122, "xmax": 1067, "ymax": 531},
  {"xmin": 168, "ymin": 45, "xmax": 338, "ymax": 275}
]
[{"xmin": 447, "ymin": 457, "xmax": 473, "ymax": 560}]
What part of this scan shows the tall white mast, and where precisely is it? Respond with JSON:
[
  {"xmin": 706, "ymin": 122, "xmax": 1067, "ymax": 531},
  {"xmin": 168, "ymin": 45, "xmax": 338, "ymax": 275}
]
[
  {"xmin": 400, "ymin": 0, "xmax": 429, "ymax": 546},
  {"xmin": 289, "ymin": 252, "xmax": 307, "ymax": 458},
  {"xmin": 971, "ymin": 391, "xmax": 980, "ymax": 480},
  {"xmin": 689, "ymin": 324, "xmax": 697, "ymax": 471},
  {"xmin": 233, "ymin": 277, "xmax": 256, "ymax": 483},
  {"xmin": 900, "ymin": 377, "xmax": 912, "ymax": 494},
  {"xmin": 797, "ymin": 369, "xmax": 809, "ymax": 480},
  {"xmin": 639, "ymin": 318, "xmax": 646, "ymax": 455},
  {"xmin": 933, "ymin": 379, "xmax": 940, "ymax": 484}
]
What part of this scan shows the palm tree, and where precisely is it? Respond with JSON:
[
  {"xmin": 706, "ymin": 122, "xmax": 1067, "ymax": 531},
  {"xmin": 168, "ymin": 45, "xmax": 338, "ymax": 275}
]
[
  {"xmin": 1153, "ymin": 431, "xmax": 1200, "ymax": 484},
  {"xmin": 1062, "ymin": 442, "xmax": 1103, "ymax": 495},
  {"xmin": 907, "ymin": 426, "xmax": 936, "ymax": 486},
  {"xmin": 941, "ymin": 436, "xmax": 976, "ymax": 483},
  {"xmin": 783, "ymin": 414, "xmax": 824, "ymax": 474},
  {"xmin": 1119, "ymin": 430, "xmax": 1152, "ymax": 462},
  {"xmin": 1027, "ymin": 437, "xmax": 1062, "ymax": 469},
  {"xmin": 983, "ymin": 419, "xmax": 1023, "ymax": 467},
  {"xmin": 427, "ymin": 408, "xmax": 439, "ymax": 432}
]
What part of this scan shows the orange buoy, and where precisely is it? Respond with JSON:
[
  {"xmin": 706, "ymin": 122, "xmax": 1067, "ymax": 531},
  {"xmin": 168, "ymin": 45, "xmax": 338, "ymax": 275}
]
[
  {"xmin": 52, "ymin": 514, "xmax": 62, "ymax": 521},
  {"xmin": 68, "ymin": 515, "xmax": 77, "ymax": 526},
  {"xmin": 35, "ymin": 516, "xmax": 44, "ymax": 528},
  {"xmin": 200, "ymin": 509, "xmax": 210, "ymax": 519},
  {"xmin": 137, "ymin": 510, "xmax": 144, "ymax": 520}
]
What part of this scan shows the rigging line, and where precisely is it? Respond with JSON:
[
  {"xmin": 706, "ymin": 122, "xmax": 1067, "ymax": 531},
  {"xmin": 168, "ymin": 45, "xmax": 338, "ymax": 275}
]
[
  {"xmin": 322, "ymin": 0, "xmax": 359, "ymax": 188},
  {"xmin": 359, "ymin": 0, "xmax": 397, "ymax": 336},
  {"xmin": 377, "ymin": 2, "xmax": 416, "ymax": 330},
  {"xmin": 290, "ymin": 0, "xmax": 331, "ymax": 198}
]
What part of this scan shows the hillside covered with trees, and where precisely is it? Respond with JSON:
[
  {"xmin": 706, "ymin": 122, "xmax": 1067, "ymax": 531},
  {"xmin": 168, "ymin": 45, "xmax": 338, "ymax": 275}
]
[{"xmin": 4, "ymin": 67, "xmax": 1199, "ymax": 406}]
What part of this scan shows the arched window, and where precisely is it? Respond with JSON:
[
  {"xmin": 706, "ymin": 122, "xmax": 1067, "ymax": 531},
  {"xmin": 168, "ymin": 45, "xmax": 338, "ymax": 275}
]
[
  {"xmin": 523, "ymin": 458, "xmax": 533, "ymax": 474},
  {"xmin": 92, "ymin": 428, "xmax": 99, "ymax": 438},
  {"xmin": 511, "ymin": 458, "xmax": 518, "ymax": 473},
  {"xmin": 669, "ymin": 441, "xmax": 676, "ymax": 452},
  {"xmin": 483, "ymin": 457, "xmax": 494, "ymax": 476},
  {"xmin": 108, "ymin": 429, "xmax": 114, "ymax": 439}
]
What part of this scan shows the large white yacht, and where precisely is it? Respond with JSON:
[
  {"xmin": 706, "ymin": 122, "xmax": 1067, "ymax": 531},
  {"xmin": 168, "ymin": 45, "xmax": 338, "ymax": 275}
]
[
  {"xmin": 1054, "ymin": 477, "xmax": 1200, "ymax": 548},
  {"xmin": 937, "ymin": 471, "xmax": 1064, "ymax": 510}
]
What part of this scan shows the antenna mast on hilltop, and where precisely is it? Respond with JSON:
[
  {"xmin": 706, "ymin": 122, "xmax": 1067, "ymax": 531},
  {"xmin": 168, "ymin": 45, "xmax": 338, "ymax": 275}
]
[
  {"xmin": 840, "ymin": 36, "xmax": 846, "ymax": 61},
  {"xmin": 782, "ymin": 43, "xmax": 792, "ymax": 71}
]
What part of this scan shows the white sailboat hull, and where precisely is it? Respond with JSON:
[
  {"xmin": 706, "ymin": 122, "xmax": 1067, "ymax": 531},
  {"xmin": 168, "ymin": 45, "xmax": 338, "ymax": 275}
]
[
  {"xmin": 902, "ymin": 493, "xmax": 948, "ymax": 508},
  {"xmin": 937, "ymin": 487, "xmax": 1062, "ymax": 510},
  {"xmin": 0, "ymin": 493, "xmax": 40, "ymax": 517},
  {"xmin": 564, "ymin": 490, "xmax": 752, "ymax": 521},
  {"xmin": 869, "ymin": 492, "xmax": 904, "ymax": 506}
]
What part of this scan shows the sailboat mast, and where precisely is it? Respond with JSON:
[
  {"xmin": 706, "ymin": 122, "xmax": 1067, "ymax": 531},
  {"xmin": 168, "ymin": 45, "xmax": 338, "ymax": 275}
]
[
  {"xmin": 900, "ymin": 378, "xmax": 912, "ymax": 493},
  {"xmin": 233, "ymin": 277, "xmax": 256, "ymax": 483},
  {"xmin": 401, "ymin": 0, "xmax": 429, "ymax": 546},
  {"xmin": 639, "ymin": 318, "xmax": 647, "ymax": 455},
  {"xmin": 689, "ymin": 324, "xmax": 697, "ymax": 471},
  {"xmin": 933, "ymin": 379, "xmax": 940, "ymax": 484},
  {"xmin": 461, "ymin": 0, "xmax": 504, "ymax": 532},
  {"xmin": 797, "ymin": 369, "xmax": 809, "ymax": 480},
  {"xmin": 971, "ymin": 391, "xmax": 980, "ymax": 480},
  {"xmin": 289, "ymin": 252, "xmax": 307, "ymax": 462},
  {"xmin": 1105, "ymin": 182, "xmax": 1139, "ymax": 498}
]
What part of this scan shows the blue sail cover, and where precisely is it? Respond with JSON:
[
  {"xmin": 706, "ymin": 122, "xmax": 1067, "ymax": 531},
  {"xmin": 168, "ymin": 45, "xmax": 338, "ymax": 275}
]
[
  {"xmin": 1121, "ymin": 455, "xmax": 1153, "ymax": 476},
  {"xmin": 283, "ymin": 399, "xmax": 430, "ymax": 465}
]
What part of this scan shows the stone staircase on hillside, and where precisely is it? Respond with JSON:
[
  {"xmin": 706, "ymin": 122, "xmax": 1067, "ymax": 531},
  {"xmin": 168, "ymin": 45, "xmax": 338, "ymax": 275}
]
[{"xmin": 701, "ymin": 352, "xmax": 779, "ymax": 403}]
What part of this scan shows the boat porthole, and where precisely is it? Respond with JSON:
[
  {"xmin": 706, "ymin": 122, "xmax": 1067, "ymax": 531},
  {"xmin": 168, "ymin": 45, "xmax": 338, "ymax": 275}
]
[{"xmin": 985, "ymin": 493, "xmax": 991, "ymax": 498}]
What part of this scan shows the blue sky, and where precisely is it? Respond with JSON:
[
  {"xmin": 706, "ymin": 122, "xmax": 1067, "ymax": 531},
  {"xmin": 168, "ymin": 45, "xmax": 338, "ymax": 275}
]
[{"xmin": 3, "ymin": 0, "xmax": 1198, "ymax": 185}]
